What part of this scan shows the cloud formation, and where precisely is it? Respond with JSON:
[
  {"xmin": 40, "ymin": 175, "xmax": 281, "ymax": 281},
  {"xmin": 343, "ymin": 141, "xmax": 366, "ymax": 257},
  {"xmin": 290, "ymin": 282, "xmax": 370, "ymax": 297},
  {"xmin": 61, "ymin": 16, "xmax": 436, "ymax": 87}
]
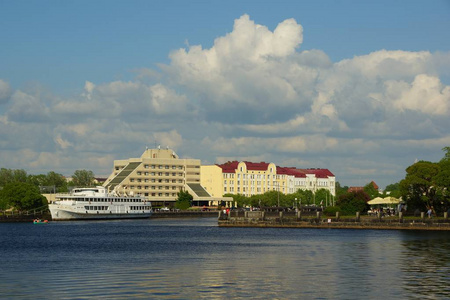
[{"xmin": 1, "ymin": 15, "xmax": 450, "ymax": 188}]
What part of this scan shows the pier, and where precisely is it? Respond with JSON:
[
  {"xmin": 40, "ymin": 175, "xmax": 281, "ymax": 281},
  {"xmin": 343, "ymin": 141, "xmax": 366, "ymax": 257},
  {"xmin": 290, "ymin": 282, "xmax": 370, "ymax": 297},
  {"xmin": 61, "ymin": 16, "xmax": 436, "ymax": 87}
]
[{"xmin": 218, "ymin": 210, "xmax": 450, "ymax": 231}]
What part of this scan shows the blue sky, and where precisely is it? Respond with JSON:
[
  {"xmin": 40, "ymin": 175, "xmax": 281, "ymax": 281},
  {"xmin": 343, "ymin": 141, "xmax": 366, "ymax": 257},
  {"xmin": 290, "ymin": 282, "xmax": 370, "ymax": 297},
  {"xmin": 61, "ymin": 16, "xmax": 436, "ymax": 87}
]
[{"xmin": 1, "ymin": 0, "xmax": 450, "ymax": 188}]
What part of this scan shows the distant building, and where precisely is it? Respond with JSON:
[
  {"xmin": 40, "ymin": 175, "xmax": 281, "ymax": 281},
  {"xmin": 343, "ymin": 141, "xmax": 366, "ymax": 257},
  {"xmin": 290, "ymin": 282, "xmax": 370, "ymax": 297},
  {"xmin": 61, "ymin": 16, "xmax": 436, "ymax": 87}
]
[
  {"xmin": 103, "ymin": 147, "xmax": 232, "ymax": 207},
  {"xmin": 348, "ymin": 181, "xmax": 379, "ymax": 193},
  {"xmin": 94, "ymin": 177, "xmax": 107, "ymax": 185},
  {"xmin": 201, "ymin": 161, "xmax": 335, "ymax": 198}
]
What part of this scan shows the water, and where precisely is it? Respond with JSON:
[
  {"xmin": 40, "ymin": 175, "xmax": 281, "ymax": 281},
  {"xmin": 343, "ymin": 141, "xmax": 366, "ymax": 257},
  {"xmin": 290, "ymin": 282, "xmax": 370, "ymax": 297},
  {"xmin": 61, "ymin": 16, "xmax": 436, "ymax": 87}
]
[{"xmin": 1, "ymin": 218, "xmax": 450, "ymax": 299}]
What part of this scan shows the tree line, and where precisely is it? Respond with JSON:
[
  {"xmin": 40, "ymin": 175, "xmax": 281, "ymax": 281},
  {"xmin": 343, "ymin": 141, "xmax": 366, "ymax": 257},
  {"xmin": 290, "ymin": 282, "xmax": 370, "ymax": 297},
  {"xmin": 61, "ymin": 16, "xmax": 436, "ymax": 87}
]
[
  {"xmin": 328, "ymin": 147, "xmax": 450, "ymax": 216},
  {"xmin": 224, "ymin": 188, "xmax": 334, "ymax": 209},
  {"xmin": 0, "ymin": 169, "xmax": 96, "ymax": 211}
]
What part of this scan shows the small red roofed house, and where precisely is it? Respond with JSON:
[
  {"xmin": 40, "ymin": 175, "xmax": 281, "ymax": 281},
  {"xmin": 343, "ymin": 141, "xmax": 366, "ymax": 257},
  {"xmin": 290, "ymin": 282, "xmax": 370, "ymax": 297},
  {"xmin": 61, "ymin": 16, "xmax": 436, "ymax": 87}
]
[{"xmin": 348, "ymin": 181, "xmax": 379, "ymax": 193}]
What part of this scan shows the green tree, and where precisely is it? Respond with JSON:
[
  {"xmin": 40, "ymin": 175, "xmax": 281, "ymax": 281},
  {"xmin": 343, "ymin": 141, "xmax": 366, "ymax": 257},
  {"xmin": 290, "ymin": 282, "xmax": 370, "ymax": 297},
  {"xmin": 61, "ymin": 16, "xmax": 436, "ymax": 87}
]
[
  {"xmin": 335, "ymin": 182, "xmax": 349, "ymax": 198},
  {"xmin": 27, "ymin": 174, "xmax": 47, "ymax": 187},
  {"xmin": 175, "ymin": 190, "xmax": 193, "ymax": 210},
  {"xmin": 441, "ymin": 146, "xmax": 450, "ymax": 162},
  {"xmin": 0, "ymin": 168, "xmax": 28, "ymax": 186},
  {"xmin": 364, "ymin": 182, "xmax": 380, "ymax": 199},
  {"xmin": 435, "ymin": 159, "xmax": 450, "ymax": 209},
  {"xmin": 336, "ymin": 190, "xmax": 370, "ymax": 215},
  {"xmin": 224, "ymin": 193, "xmax": 249, "ymax": 208},
  {"xmin": 295, "ymin": 189, "xmax": 314, "ymax": 206},
  {"xmin": 71, "ymin": 170, "xmax": 95, "ymax": 187},
  {"xmin": 384, "ymin": 182, "xmax": 401, "ymax": 198},
  {"xmin": 45, "ymin": 171, "xmax": 68, "ymax": 192},
  {"xmin": 399, "ymin": 161, "xmax": 440, "ymax": 212},
  {"xmin": 315, "ymin": 188, "xmax": 332, "ymax": 206},
  {"xmin": 0, "ymin": 182, "xmax": 46, "ymax": 211}
]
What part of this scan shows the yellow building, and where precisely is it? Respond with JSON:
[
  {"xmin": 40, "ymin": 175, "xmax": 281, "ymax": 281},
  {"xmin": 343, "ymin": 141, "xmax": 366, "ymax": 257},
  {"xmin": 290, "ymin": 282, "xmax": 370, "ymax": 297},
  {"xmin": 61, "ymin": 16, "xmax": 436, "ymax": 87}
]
[
  {"xmin": 201, "ymin": 161, "xmax": 335, "ymax": 198},
  {"xmin": 103, "ymin": 147, "xmax": 232, "ymax": 207}
]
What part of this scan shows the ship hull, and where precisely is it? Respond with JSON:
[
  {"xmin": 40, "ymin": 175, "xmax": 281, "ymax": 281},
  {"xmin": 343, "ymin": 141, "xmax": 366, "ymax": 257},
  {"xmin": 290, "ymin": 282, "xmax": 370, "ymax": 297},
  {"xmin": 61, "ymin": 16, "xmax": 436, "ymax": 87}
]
[{"xmin": 49, "ymin": 205, "xmax": 152, "ymax": 221}]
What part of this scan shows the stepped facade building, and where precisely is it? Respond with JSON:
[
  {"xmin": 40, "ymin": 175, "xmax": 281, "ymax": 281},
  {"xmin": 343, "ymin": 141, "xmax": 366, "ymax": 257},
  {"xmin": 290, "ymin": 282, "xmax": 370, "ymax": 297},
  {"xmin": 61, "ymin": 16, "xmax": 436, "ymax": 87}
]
[
  {"xmin": 103, "ymin": 148, "xmax": 232, "ymax": 207},
  {"xmin": 201, "ymin": 161, "xmax": 335, "ymax": 198}
]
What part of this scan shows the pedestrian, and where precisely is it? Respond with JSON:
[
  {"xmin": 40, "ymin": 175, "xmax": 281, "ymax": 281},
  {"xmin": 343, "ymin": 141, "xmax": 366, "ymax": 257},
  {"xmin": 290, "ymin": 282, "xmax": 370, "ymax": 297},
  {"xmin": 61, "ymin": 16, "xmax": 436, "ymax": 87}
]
[{"xmin": 427, "ymin": 208, "xmax": 432, "ymax": 218}]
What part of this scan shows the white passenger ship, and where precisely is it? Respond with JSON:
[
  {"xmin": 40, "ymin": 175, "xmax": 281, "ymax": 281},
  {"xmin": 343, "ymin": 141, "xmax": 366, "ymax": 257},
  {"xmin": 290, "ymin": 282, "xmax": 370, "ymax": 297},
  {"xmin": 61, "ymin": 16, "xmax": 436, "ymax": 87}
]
[{"xmin": 49, "ymin": 186, "xmax": 153, "ymax": 221}]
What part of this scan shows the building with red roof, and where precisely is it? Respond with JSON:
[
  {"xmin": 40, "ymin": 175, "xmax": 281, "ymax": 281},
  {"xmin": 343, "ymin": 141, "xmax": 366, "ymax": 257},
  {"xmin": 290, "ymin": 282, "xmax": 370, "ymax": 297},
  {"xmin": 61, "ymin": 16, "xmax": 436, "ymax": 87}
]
[
  {"xmin": 348, "ymin": 181, "xmax": 379, "ymax": 193},
  {"xmin": 201, "ymin": 161, "xmax": 335, "ymax": 198}
]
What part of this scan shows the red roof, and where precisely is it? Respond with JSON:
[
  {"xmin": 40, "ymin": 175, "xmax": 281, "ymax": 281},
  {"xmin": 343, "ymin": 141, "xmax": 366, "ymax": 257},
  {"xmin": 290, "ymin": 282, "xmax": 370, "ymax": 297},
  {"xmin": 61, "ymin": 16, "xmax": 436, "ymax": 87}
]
[
  {"xmin": 217, "ymin": 161, "xmax": 334, "ymax": 178},
  {"xmin": 217, "ymin": 161, "xmax": 240, "ymax": 173},
  {"xmin": 348, "ymin": 187, "xmax": 364, "ymax": 193},
  {"xmin": 299, "ymin": 168, "xmax": 335, "ymax": 178},
  {"xmin": 217, "ymin": 161, "xmax": 271, "ymax": 173},
  {"xmin": 348, "ymin": 181, "xmax": 378, "ymax": 193},
  {"xmin": 276, "ymin": 167, "xmax": 306, "ymax": 177}
]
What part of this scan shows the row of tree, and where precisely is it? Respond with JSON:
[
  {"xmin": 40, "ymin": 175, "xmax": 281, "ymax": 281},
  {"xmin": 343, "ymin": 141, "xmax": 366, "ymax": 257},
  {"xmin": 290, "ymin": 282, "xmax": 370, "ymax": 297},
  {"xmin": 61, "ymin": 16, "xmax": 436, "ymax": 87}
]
[
  {"xmin": 0, "ymin": 168, "xmax": 97, "ymax": 211},
  {"xmin": 399, "ymin": 147, "xmax": 450, "ymax": 213},
  {"xmin": 329, "ymin": 147, "xmax": 450, "ymax": 216},
  {"xmin": 2, "ymin": 146, "xmax": 449, "ymax": 214},
  {"xmin": 224, "ymin": 188, "xmax": 334, "ymax": 209}
]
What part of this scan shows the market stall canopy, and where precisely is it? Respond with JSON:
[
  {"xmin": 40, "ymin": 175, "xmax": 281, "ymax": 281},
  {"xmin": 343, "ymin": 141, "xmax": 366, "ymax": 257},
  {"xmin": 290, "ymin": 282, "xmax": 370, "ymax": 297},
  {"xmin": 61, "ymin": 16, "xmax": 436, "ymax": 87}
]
[{"xmin": 368, "ymin": 197, "xmax": 401, "ymax": 205}]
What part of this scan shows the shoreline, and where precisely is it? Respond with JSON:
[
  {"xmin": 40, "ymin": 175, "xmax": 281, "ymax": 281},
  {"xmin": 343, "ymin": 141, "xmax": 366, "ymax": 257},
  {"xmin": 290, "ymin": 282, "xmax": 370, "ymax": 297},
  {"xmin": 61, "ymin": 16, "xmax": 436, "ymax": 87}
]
[
  {"xmin": 0, "ymin": 211, "xmax": 219, "ymax": 223},
  {"xmin": 218, "ymin": 220, "xmax": 450, "ymax": 231},
  {"xmin": 218, "ymin": 210, "xmax": 450, "ymax": 231}
]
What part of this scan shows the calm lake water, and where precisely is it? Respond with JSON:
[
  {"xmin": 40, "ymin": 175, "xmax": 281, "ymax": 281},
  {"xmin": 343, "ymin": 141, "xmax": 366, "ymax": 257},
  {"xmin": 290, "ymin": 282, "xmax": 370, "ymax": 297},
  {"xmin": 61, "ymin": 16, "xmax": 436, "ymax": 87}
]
[{"xmin": 1, "ymin": 217, "xmax": 450, "ymax": 299}]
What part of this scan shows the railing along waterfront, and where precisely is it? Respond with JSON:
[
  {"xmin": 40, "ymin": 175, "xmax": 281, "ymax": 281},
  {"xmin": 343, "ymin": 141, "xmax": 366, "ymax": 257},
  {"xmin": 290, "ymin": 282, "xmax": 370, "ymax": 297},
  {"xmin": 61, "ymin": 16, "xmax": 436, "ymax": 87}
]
[
  {"xmin": 0, "ymin": 207, "xmax": 50, "ymax": 222},
  {"xmin": 218, "ymin": 210, "xmax": 450, "ymax": 230}
]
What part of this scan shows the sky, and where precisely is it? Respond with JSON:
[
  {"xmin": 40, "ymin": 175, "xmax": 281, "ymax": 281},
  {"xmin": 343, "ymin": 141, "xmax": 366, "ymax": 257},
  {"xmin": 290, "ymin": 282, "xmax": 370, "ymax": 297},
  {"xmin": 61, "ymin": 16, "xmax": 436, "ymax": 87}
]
[{"xmin": 1, "ymin": 0, "xmax": 450, "ymax": 189}]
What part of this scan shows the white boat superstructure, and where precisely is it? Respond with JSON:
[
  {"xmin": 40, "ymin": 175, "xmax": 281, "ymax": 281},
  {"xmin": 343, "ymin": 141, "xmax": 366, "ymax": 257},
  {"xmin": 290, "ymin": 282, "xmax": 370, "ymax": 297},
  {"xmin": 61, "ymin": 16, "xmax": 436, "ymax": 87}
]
[{"xmin": 49, "ymin": 186, "xmax": 152, "ymax": 221}]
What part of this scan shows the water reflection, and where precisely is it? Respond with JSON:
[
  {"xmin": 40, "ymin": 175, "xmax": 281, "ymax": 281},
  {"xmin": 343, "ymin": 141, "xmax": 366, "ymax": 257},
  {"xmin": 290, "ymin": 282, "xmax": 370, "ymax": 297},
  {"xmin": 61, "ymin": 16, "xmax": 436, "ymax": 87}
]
[
  {"xmin": 1, "ymin": 220, "xmax": 450, "ymax": 299},
  {"xmin": 399, "ymin": 232, "xmax": 450, "ymax": 299}
]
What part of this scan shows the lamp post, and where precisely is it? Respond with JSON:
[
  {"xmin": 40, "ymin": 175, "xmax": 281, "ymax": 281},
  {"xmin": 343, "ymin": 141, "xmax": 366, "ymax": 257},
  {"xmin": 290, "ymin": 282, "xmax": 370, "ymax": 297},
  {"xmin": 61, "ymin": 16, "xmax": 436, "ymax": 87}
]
[{"xmin": 295, "ymin": 197, "xmax": 298, "ymax": 211}]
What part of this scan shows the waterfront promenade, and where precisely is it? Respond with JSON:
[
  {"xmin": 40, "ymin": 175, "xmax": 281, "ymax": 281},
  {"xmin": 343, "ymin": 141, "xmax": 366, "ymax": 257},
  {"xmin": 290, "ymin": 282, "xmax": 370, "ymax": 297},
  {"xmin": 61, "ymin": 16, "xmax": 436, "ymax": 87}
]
[
  {"xmin": 218, "ymin": 210, "xmax": 450, "ymax": 231},
  {"xmin": 0, "ymin": 209, "xmax": 218, "ymax": 222}
]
